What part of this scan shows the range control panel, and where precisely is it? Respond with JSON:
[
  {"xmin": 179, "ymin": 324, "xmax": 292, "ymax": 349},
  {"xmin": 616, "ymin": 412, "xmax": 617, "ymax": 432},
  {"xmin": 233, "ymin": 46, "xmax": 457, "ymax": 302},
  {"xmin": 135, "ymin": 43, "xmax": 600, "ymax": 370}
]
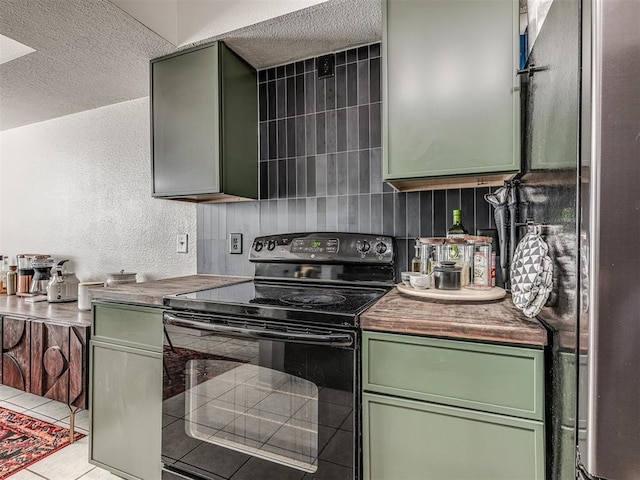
[{"xmin": 249, "ymin": 232, "xmax": 394, "ymax": 264}]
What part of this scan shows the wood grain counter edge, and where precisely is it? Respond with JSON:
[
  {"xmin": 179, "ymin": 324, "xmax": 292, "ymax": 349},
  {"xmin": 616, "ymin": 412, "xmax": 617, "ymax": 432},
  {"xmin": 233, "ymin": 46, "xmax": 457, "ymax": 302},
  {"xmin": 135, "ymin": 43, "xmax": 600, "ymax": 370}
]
[{"xmin": 361, "ymin": 288, "xmax": 548, "ymax": 347}]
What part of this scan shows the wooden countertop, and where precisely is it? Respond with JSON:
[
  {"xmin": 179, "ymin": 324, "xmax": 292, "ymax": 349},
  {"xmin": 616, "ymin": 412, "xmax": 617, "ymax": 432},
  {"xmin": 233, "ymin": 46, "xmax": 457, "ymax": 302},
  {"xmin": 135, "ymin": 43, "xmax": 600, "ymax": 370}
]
[
  {"xmin": 2, "ymin": 277, "xmax": 547, "ymax": 347},
  {"xmin": 0, "ymin": 295, "xmax": 92, "ymax": 327},
  {"xmin": 361, "ymin": 288, "xmax": 548, "ymax": 347},
  {"xmin": 91, "ymin": 274, "xmax": 250, "ymax": 306},
  {"xmin": 0, "ymin": 275, "xmax": 250, "ymax": 326}
]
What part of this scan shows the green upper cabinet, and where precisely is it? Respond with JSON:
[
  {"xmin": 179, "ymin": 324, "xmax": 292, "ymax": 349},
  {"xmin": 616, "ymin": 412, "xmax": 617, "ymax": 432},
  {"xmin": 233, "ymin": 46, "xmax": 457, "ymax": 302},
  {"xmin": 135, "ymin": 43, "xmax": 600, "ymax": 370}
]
[
  {"xmin": 151, "ymin": 41, "xmax": 258, "ymax": 202},
  {"xmin": 383, "ymin": 0, "xmax": 521, "ymax": 189}
]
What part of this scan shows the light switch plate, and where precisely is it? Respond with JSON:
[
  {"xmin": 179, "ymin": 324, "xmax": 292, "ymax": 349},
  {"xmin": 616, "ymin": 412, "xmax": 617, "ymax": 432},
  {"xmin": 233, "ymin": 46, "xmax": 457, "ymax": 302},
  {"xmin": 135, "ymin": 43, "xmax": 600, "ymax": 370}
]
[
  {"xmin": 176, "ymin": 234, "xmax": 188, "ymax": 253},
  {"xmin": 229, "ymin": 233, "xmax": 243, "ymax": 254}
]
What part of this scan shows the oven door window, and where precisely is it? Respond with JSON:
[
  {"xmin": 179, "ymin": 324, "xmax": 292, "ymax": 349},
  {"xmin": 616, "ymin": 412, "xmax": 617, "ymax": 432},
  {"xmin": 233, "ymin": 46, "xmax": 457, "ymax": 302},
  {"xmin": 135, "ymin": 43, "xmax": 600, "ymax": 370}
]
[
  {"xmin": 186, "ymin": 361, "xmax": 318, "ymax": 473},
  {"xmin": 162, "ymin": 322, "xmax": 355, "ymax": 480}
]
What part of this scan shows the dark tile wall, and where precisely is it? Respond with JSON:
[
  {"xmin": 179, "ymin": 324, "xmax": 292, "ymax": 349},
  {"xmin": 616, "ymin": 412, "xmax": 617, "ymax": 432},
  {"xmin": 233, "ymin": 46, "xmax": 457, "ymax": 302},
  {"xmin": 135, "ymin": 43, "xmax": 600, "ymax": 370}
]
[{"xmin": 197, "ymin": 43, "xmax": 496, "ymax": 276}]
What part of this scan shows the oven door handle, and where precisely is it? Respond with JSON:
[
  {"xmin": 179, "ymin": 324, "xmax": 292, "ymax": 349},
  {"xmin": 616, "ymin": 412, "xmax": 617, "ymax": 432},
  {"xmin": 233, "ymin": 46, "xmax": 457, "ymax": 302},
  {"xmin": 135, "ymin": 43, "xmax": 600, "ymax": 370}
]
[{"xmin": 163, "ymin": 313, "xmax": 354, "ymax": 347}]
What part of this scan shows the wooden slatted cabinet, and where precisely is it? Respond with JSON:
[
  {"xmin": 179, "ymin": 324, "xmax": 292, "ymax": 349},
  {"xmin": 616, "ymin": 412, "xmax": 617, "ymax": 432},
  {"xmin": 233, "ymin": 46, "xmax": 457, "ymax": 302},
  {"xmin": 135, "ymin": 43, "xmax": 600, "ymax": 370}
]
[{"xmin": 0, "ymin": 315, "xmax": 89, "ymax": 408}]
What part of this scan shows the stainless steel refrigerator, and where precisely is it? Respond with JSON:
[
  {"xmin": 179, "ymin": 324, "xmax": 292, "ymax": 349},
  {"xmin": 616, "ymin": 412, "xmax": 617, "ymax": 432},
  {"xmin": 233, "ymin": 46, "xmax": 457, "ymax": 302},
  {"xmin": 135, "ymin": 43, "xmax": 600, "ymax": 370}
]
[{"xmin": 577, "ymin": 0, "xmax": 640, "ymax": 478}]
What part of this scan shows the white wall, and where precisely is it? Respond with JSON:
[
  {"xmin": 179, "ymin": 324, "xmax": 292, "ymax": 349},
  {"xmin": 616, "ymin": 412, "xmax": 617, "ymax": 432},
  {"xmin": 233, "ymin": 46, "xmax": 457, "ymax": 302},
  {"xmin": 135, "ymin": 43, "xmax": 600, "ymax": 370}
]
[{"xmin": 0, "ymin": 97, "xmax": 197, "ymax": 282}]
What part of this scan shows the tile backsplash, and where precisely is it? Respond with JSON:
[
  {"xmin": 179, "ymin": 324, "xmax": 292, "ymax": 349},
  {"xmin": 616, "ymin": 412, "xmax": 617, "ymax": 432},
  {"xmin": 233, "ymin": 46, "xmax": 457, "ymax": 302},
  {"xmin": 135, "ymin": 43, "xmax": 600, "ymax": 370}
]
[{"xmin": 197, "ymin": 43, "xmax": 496, "ymax": 276}]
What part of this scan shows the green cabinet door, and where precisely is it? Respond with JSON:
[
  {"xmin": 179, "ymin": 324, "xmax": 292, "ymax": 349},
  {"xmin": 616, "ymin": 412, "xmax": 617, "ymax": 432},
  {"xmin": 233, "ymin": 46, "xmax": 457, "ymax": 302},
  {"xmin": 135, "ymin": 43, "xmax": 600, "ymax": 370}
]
[
  {"xmin": 363, "ymin": 393, "xmax": 545, "ymax": 480},
  {"xmin": 151, "ymin": 41, "xmax": 258, "ymax": 201},
  {"xmin": 89, "ymin": 339, "xmax": 162, "ymax": 480},
  {"xmin": 89, "ymin": 303, "xmax": 163, "ymax": 480},
  {"xmin": 383, "ymin": 0, "xmax": 520, "ymax": 182}
]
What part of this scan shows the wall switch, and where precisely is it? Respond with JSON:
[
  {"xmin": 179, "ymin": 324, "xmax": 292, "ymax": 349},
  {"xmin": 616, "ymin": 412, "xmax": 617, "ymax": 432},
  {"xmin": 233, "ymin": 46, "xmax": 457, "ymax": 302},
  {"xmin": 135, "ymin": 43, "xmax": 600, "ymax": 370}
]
[
  {"xmin": 176, "ymin": 234, "xmax": 188, "ymax": 253},
  {"xmin": 229, "ymin": 233, "xmax": 243, "ymax": 254}
]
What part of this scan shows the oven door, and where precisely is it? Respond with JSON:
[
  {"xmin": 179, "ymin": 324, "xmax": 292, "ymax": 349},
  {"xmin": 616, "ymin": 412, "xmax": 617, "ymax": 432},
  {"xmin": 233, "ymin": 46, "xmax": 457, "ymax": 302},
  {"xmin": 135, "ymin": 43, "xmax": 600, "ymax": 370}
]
[{"xmin": 161, "ymin": 311, "xmax": 358, "ymax": 480}]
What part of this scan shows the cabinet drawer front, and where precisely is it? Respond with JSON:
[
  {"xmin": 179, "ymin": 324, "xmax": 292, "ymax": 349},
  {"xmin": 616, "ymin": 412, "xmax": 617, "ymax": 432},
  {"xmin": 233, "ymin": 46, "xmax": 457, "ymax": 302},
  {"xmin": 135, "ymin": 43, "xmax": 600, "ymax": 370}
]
[
  {"xmin": 92, "ymin": 303, "xmax": 162, "ymax": 352},
  {"xmin": 363, "ymin": 393, "xmax": 545, "ymax": 480},
  {"xmin": 363, "ymin": 332, "xmax": 544, "ymax": 420}
]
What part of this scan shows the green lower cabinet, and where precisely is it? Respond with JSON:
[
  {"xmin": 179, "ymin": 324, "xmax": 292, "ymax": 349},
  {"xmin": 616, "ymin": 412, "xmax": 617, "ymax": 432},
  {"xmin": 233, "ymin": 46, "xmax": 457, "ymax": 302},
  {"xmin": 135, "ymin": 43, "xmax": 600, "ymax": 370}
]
[
  {"xmin": 362, "ymin": 332, "xmax": 545, "ymax": 480},
  {"xmin": 363, "ymin": 393, "xmax": 545, "ymax": 480},
  {"xmin": 89, "ymin": 303, "xmax": 163, "ymax": 480}
]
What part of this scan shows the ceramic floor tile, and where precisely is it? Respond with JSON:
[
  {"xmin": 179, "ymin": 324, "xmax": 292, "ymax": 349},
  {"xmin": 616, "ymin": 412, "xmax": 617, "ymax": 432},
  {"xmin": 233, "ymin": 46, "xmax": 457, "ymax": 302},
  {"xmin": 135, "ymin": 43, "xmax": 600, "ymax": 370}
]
[
  {"xmin": 54, "ymin": 420, "xmax": 89, "ymax": 436},
  {"xmin": 56, "ymin": 408, "xmax": 90, "ymax": 430},
  {"xmin": 31, "ymin": 399, "xmax": 74, "ymax": 421},
  {"xmin": 22, "ymin": 410, "xmax": 58, "ymax": 424},
  {"xmin": 4, "ymin": 468, "xmax": 46, "ymax": 479},
  {"xmin": 0, "ymin": 384, "xmax": 25, "ymax": 400},
  {"xmin": 6, "ymin": 392, "xmax": 51, "ymax": 410},
  {"xmin": 0, "ymin": 400, "xmax": 27, "ymax": 413},
  {"xmin": 77, "ymin": 466, "xmax": 120, "ymax": 479},
  {"xmin": 28, "ymin": 436, "xmax": 94, "ymax": 480}
]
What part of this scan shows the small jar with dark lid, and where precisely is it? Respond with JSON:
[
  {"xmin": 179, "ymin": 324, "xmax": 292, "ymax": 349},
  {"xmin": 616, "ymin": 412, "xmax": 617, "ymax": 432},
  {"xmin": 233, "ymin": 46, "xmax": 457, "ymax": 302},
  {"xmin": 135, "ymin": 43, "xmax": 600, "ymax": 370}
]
[{"xmin": 433, "ymin": 261, "xmax": 462, "ymax": 290}]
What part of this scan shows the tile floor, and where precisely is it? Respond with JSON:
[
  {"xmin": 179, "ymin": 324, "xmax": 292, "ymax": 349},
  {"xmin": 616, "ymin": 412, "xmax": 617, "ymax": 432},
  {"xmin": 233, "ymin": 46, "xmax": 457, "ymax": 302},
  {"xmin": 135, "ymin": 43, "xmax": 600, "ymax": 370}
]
[{"xmin": 0, "ymin": 384, "xmax": 119, "ymax": 480}]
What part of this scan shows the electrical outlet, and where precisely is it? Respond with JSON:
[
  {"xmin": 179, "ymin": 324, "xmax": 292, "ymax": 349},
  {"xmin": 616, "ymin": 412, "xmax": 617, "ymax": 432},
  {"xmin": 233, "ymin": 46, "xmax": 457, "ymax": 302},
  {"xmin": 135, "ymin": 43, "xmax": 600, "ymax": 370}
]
[
  {"xmin": 229, "ymin": 233, "xmax": 243, "ymax": 254},
  {"xmin": 317, "ymin": 54, "xmax": 335, "ymax": 79},
  {"xmin": 176, "ymin": 234, "xmax": 188, "ymax": 253}
]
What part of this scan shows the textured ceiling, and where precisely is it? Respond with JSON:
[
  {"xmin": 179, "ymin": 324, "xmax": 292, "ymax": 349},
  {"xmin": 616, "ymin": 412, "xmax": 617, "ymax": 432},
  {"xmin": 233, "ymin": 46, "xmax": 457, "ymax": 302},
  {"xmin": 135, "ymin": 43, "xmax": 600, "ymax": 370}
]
[
  {"xmin": 0, "ymin": 0, "xmax": 381, "ymax": 132},
  {"xmin": 0, "ymin": 0, "xmax": 175, "ymax": 131},
  {"xmin": 220, "ymin": 0, "xmax": 381, "ymax": 70}
]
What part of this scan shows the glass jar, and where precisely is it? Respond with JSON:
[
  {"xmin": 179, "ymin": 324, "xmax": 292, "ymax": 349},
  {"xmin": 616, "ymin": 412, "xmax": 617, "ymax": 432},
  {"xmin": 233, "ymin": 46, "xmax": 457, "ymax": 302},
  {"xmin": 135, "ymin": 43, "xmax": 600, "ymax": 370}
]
[
  {"xmin": 17, "ymin": 254, "xmax": 35, "ymax": 294},
  {"xmin": 436, "ymin": 240, "xmax": 472, "ymax": 286},
  {"xmin": 419, "ymin": 238, "xmax": 442, "ymax": 274},
  {"xmin": 469, "ymin": 242, "xmax": 492, "ymax": 289}
]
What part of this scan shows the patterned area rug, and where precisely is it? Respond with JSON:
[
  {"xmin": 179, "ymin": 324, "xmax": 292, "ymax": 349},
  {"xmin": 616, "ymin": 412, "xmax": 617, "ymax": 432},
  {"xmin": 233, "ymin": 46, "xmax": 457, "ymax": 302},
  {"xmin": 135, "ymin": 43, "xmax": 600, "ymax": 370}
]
[{"xmin": 0, "ymin": 406, "xmax": 84, "ymax": 479}]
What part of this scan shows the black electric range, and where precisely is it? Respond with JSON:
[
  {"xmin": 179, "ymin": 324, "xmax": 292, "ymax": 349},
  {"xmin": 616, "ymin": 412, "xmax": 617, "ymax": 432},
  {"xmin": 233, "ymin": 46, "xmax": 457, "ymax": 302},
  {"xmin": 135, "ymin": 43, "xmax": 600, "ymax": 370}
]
[
  {"xmin": 161, "ymin": 233, "xmax": 395, "ymax": 480},
  {"xmin": 164, "ymin": 232, "xmax": 396, "ymax": 328}
]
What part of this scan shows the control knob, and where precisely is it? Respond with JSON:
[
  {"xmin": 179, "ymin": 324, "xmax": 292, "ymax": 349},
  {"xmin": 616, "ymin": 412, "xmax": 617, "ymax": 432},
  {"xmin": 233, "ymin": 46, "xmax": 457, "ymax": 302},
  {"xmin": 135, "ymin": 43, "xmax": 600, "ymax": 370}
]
[
  {"xmin": 375, "ymin": 242, "xmax": 387, "ymax": 255},
  {"xmin": 267, "ymin": 240, "xmax": 277, "ymax": 251},
  {"xmin": 357, "ymin": 240, "xmax": 371, "ymax": 253},
  {"xmin": 254, "ymin": 241, "xmax": 264, "ymax": 252}
]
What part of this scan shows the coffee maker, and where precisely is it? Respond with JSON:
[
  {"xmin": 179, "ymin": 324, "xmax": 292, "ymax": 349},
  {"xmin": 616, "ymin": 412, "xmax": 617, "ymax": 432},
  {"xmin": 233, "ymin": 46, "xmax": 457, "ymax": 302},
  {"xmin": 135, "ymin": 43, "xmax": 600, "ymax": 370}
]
[{"xmin": 29, "ymin": 255, "xmax": 54, "ymax": 295}]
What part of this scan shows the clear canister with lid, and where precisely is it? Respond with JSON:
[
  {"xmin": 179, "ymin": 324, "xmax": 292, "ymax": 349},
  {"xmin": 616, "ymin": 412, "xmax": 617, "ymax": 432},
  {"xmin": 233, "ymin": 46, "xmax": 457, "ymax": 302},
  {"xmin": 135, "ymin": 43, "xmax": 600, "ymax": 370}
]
[
  {"xmin": 436, "ymin": 239, "xmax": 472, "ymax": 286},
  {"xmin": 469, "ymin": 241, "xmax": 493, "ymax": 289},
  {"xmin": 419, "ymin": 238, "xmax": 443, "ymax": 275}
]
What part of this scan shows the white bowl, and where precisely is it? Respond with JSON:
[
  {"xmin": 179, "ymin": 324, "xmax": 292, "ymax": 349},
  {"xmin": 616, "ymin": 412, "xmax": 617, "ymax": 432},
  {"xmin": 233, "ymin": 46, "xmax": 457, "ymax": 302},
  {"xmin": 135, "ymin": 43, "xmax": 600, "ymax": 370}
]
[
  {"xmin": 400, "ymin": 271, "xmax": 415, "ymax": 286},
  {"xmin": 410, "ymin": 273, "xmax": 432, "ymax": 289}
]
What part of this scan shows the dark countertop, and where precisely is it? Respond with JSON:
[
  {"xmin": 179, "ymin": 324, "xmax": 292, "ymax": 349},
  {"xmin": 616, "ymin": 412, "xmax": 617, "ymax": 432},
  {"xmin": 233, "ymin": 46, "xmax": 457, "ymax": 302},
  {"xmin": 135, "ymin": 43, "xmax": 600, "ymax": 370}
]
[
  {"xmin": 0, "ymin": 275, "xmax": 250, "ymax": 326},
  {"xmin": 361, "ymin": 288, "xmax": 548, "ymax": 347}
]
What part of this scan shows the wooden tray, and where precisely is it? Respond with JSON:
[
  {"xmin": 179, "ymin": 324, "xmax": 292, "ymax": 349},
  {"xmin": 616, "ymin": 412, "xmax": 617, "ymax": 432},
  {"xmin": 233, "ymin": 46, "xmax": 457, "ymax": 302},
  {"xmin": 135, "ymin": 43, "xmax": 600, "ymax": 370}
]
[{"xmin": 397, "ymin": 283, "xmax": 507, "ymax": 302}]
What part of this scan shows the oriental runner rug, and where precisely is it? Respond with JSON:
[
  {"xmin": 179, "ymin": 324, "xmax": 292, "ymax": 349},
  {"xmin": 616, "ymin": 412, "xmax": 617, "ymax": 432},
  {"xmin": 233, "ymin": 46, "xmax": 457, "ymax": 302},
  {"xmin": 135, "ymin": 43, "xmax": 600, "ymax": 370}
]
[{"xmin": 0, "ymin": 406, "xmax": 84, "ymax": 479}]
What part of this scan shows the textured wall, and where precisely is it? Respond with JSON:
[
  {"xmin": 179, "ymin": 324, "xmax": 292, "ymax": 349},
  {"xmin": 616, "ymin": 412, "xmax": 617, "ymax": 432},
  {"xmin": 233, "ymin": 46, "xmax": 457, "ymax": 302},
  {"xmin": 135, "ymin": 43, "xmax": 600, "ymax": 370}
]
[
  {"xmin": 0, "ymin": 97, "xmax": 197, "ymax": 282},
  {"xmin": 197, "ymin": 43, "xmax": 498, "ymax": 277}
]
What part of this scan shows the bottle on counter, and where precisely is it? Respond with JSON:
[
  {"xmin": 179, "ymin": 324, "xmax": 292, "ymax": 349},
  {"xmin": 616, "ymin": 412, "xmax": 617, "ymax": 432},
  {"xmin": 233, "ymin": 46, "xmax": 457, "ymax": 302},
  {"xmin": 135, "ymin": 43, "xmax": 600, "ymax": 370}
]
[
  {"xmin": 447, "ymin": 209, "xmax": 469, "ymax": 238},
  {"xmin": 411, "ymin": 239, "xmax": 422, "ymax": 272},
  {"xmin": 0, "ymin": 256, "xmax": 8, "ymax": 294},
  {"xmin": 477, "ymin": 228, "xmax": 500, "ymax": 288},
  {"xmin": 6, "ymin": 266, "xmax": 17, "ymax": 295}
]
